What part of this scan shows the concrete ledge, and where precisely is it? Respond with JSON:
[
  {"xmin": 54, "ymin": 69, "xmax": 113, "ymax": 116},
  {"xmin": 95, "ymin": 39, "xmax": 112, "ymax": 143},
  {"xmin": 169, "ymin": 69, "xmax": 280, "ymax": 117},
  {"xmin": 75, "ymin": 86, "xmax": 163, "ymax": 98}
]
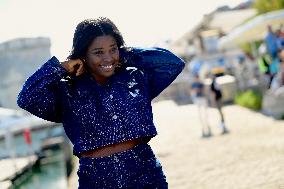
[
  {"xmin": 262, "ymin": 89, "xmax": 284, "ymax": 119},
  {"xmin": 0, "ymin": 181, "xmax": 12, "ymax": 189}
]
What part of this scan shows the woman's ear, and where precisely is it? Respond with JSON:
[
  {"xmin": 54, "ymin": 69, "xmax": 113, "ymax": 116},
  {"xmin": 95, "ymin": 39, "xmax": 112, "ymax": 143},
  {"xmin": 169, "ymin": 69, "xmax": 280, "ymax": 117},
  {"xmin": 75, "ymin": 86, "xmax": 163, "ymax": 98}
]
[
  {"xmin": 80, "ymin": 58, "xmax": 86, "ymax": 64},
  {"xmin": 79, "ymin": 58, "xmax": 87, "ymax": 72}
]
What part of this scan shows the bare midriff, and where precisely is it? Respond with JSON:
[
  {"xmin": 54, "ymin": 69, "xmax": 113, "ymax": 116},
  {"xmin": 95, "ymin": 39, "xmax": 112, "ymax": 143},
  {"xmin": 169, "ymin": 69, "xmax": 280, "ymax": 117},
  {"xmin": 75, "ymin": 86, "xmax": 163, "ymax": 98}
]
[{"xmin": 80, "ymin": 137, "xmax": 151, "ymax": 158}]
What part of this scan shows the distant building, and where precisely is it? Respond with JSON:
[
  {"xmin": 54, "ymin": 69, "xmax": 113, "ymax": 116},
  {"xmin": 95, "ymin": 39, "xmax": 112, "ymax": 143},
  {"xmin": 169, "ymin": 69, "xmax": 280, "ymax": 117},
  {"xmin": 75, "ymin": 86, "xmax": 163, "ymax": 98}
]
[
  {"xmin": 170, "ymin": 8, "xmax": 256, "ymax": 59},
  {"xmin": 156, "ymin": 5, "xmax": 257, "ymax": 103},
  {"xmin": 0, "ymin": 37, "xmax": 51, "ymax": 109},
  {"xmin": 233, "ymin": 0, "xmax": 254, "ymax": 10}
]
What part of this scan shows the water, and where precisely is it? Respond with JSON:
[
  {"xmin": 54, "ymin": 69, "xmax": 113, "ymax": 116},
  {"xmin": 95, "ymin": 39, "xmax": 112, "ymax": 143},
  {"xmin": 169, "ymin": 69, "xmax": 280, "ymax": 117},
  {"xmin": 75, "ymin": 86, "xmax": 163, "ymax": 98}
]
[
  {"xmin": 0, "ymin": 126, "xmax": 71, "ymax": 189},
  {"xmin": 14, "ymin": 150, "xmax": 68, "ymax": 189},
  {"xmin": 0, "ymin": 125, "xmax": 63, "ymax": 158}
]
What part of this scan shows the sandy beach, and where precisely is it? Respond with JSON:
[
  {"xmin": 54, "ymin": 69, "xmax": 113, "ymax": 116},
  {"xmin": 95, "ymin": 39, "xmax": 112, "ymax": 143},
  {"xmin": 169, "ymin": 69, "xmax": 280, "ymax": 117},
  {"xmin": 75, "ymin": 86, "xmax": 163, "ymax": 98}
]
[{"xmin": 68, "ymin": 100, "xmax": 284, "ymax": 189}]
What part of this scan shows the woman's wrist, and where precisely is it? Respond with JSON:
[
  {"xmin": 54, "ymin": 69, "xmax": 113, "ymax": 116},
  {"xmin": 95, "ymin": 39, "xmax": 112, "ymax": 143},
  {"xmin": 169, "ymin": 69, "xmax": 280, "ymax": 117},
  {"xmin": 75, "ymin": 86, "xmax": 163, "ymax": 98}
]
[
  {"xmin": 60, "ymin": 59, "xmax": 85, "ymax": 76},
  {"xmin": 60, "ymin": 61, "xmax": 70, "ymax": 72}
]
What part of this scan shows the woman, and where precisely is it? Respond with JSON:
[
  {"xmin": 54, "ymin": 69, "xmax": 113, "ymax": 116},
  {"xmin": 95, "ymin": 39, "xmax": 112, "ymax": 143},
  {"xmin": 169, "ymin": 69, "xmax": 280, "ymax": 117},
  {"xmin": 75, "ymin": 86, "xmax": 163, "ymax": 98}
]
[
  {"xmin": 17, "ymin": 17, "xmax": 185, "ymax": 188},
  {"xmin": 190, "ymin": 74, "xmax": 211, "ymax": 138}
]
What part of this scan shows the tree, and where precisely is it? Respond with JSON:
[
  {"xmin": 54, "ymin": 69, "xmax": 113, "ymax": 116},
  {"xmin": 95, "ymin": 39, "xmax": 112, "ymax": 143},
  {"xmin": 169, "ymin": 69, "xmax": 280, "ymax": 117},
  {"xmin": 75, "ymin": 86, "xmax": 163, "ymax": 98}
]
[{"xmin": 253, "ymin": 0, "xmax": 284, "ymax": 14}]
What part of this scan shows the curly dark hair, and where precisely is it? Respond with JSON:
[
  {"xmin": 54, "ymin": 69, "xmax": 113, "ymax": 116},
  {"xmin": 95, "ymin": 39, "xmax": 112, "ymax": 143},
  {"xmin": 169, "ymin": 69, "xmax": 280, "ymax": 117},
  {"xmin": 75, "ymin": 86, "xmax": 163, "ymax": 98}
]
[{"xmin": 68, "ymin": 17, "xmax": 125, "ymax": 60}]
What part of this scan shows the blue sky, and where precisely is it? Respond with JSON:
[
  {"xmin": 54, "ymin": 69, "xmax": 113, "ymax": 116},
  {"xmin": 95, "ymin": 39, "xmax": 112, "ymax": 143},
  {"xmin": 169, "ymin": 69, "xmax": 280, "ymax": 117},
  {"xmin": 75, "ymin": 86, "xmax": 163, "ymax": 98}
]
[{"xmin": 0, "ymin": 0, "xmax": 245, "ymax": 60}]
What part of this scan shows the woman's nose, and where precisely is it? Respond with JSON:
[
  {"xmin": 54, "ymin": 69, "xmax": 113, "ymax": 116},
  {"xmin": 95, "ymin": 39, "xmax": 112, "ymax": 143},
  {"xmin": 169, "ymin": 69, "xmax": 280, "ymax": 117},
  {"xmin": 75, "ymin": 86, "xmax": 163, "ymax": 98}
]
[{"xmin": 103, "ymin": 53, "xmax": 112, "ymax": 62}]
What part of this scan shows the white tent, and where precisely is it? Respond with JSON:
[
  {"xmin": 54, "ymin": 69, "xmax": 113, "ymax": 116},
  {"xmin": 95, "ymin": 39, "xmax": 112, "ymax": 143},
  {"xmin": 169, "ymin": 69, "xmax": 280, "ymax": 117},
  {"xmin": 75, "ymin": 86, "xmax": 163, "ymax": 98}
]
[{"xmin": 219, "ymin": 9, "xmax": 284, "ymax": 49}]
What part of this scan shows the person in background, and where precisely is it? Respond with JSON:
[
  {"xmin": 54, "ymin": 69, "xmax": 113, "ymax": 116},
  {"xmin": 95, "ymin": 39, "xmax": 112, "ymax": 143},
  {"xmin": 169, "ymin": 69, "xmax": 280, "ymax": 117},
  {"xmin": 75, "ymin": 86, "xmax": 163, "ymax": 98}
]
[
  {"xmin": 236, "ymin": 55, "xmax": 248, "ymax": 91},
  {"xmin": 271, "ymin": 49, "xmax": 284, "ymax": 95},
  {"xmin": 17, "ymin": 17, "xmax": 185, "ymax": 189},
  {"xmin": 210, "ymin": 75, "xmax": 229, "ymax": 135},
  {"xmin": 190, "ymin": 74, "xmax": 211, "ymax": 138},
  {"xmin": 258, "ymin": 43, "xmax": 272, "ymax": 89},
  {"xmin": 276, "ymin": 29, "xmax": 284, "ymax": 50},
  {"xmin": 264, "ymin": 25, "xmax": 282, "ymax": 88},
  {"xmin": 264, "ymin": 25, "xmax": 278, "ymax": 60}
]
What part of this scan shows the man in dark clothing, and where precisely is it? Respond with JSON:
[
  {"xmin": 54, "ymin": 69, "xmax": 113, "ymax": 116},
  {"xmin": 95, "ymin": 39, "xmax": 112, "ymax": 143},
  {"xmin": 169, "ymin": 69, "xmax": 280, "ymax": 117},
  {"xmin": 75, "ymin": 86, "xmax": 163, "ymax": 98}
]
[{"xmin": 210, "ymin": 75, "xmax": 229, "ymax": 135}]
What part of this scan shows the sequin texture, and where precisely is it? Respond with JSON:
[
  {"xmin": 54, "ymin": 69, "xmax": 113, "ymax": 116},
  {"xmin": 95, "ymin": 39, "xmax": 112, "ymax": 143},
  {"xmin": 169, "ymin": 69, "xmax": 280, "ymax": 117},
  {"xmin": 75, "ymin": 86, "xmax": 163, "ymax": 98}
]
[
  {"xmin": 77, "ymin": 143, "xmax": 168, "ymax": 189},
  {"xmin": 17, "ymin": 48, "xmax": 184, "ymax": 189},
  {"xmin": 17, "ymin": 47, "xmax": 184, "ymax": 188},
  {"xmin": 17, "ymin": 47, "xmax": 185, "ymax": 156}
]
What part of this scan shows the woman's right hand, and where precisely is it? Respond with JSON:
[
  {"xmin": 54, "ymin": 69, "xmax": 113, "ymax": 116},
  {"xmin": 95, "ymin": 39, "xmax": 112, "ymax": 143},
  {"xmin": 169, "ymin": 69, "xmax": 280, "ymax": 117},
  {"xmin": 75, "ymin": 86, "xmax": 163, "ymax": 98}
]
[{"xmin": 60, "ymin": 59, "xmax": 85, "ymax": 76}]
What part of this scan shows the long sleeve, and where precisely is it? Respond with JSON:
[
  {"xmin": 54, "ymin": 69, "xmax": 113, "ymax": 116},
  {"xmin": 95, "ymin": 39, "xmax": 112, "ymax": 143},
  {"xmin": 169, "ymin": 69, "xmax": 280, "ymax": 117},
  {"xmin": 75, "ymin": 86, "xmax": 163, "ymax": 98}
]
[
  {"xmin": 17, "ymin": 56, "xmax": 67, "ymax": 123},
  {"xmin": 121, "ymin": 47, "xmax": 185, "ymax": 99}
]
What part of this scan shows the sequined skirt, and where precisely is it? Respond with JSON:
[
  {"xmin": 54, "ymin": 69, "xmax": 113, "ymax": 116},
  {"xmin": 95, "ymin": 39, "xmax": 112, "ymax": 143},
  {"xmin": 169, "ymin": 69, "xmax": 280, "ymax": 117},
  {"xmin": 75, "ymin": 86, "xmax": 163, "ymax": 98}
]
[{"xmin": 77, "ymin": 143, "xmax": 168, "ymax": 189}]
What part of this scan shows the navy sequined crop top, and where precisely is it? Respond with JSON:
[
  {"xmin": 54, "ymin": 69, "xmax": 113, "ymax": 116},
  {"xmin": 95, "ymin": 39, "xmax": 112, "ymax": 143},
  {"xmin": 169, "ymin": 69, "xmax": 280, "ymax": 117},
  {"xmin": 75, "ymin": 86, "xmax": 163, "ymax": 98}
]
[{"xmin": 17, "ymin": 47, "xmax": 185, "ymax": 156}]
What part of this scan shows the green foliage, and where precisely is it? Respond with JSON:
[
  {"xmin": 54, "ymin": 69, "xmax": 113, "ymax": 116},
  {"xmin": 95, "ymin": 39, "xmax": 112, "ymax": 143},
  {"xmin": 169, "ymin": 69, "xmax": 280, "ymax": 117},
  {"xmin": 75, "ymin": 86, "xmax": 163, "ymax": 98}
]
[
  {"xmin": 240, "ymin": 40, "xmax": 263, "ymax": 57},
  {"xmin": 234, "ymin": 90, "xmax": 263, "ymax": 110},
  {"xmin": 253, "ymin": 0, "xmax": 284, "ymax": 14},
  {"xmin": 240, "ymin": 43, "xmax": 252, "ymax": 54},
  {"xmin": 238, "ymin": 0, "xmax": 284, "ymax": 52}
]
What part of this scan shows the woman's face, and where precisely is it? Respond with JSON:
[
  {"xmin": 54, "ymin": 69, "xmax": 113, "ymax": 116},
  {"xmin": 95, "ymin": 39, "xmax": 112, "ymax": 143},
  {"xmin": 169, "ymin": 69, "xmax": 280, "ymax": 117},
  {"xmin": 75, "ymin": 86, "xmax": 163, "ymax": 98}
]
[{"xmin": 85, "ymin": 35, "xmax": 119, "ymax": 84}]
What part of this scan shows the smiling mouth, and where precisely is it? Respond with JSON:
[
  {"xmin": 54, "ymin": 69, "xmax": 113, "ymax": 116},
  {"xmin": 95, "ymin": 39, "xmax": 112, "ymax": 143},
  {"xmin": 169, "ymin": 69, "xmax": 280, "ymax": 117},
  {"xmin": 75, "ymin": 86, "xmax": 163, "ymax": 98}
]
[
  {"xmin": 99, "ymin": 63, "xmax": 116, "ymax": 72},
  {"xmin": 100, "ymin": 65, "xmax": 114, "ymax": 69}
]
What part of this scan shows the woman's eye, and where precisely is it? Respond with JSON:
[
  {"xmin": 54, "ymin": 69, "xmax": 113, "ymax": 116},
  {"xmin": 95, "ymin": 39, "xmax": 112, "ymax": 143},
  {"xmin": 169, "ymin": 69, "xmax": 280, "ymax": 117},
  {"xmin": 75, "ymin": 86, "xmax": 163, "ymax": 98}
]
[
  {"xmin": 110, "ymin": 47, "xmax": 118, "ymax": 53},
  {"xmin": 93, "ymin": 51, "xmax": 103, "ymax": 55}
]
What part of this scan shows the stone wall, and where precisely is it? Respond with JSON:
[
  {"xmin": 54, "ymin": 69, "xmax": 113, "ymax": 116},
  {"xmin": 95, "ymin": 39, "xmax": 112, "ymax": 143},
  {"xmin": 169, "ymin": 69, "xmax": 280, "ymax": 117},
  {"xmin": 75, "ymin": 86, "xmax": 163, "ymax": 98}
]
[
  {"xmin": 0, "ymin": 37, "xmax": 51, "ymax": 109},
  {"xmin": 262, "ymin": 89, "xmax": 284, "ymax": 119}
]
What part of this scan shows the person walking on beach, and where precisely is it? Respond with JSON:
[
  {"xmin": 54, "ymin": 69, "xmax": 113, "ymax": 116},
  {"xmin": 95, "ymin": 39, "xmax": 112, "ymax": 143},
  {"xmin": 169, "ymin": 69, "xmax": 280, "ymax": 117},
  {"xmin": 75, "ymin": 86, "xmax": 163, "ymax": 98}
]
[
  {"xmin": 210, "ymin": 75, "xmax": 229, "ymax": 135},
  {"xmin": 17, "ymin": 17, "xmax": 185, "ymax": 189},
  {"xmin": 190, "ymin": 74, "xmax": 211, "ymax": 138}
]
